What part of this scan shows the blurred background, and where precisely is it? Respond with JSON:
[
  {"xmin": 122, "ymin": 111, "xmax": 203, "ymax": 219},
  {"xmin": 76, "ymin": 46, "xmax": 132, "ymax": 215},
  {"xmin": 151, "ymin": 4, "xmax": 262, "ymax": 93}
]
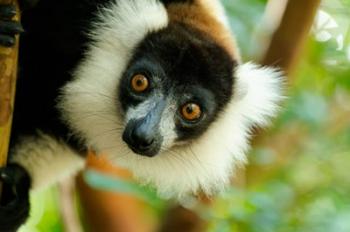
[{"xmin": 19, "ymin": 0, "xmax": 350, "ymax": 231}]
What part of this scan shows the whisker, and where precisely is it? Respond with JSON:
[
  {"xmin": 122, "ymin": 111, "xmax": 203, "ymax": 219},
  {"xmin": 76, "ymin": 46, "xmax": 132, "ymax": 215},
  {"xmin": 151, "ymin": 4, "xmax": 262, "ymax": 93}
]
[
  {"xmin": 74, "ymin": 112, "xmax": 121, "ymax": 125},
  {"xmin": 72, "ymin": 91, "xmax": 116, "ymax": 101},
  {"xmin": 92, "ymin": 127, "xmax": 124, "ymax": 139},
  {"xmin": 163, "ymin": 148, "xmax": 194, "ymax": 176}
]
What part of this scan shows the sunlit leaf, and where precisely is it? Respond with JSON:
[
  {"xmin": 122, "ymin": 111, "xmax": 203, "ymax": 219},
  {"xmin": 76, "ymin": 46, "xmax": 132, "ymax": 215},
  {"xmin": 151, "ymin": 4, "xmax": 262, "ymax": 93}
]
[{"xmin": 83, "ymin": 169, "xmax": 165, "ymax": 210}]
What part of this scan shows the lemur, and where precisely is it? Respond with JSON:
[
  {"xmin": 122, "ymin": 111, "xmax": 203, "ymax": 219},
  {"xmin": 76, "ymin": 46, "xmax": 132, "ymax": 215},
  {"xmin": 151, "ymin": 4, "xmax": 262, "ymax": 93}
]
[{"xmin": 0, "ymin": 0, "xmax": 283, "ymax": 230}]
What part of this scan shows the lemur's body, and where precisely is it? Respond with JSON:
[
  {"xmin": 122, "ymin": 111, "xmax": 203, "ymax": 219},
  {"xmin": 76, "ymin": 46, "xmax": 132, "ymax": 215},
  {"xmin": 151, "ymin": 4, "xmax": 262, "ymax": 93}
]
[{"xmin": 0, "ymin": 0, "xmax": 283, "ymax": 230}]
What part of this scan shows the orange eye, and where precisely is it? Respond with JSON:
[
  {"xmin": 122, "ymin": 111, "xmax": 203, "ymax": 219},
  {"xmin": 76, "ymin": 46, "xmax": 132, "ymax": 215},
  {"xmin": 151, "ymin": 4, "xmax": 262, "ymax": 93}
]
[
  {"xmin": 181, "ymin": 103, "xmax": 202, "ymax": 121},
  {"xmin": 131, "ymin": 74, "xmax": 149, "ymax": 92}
]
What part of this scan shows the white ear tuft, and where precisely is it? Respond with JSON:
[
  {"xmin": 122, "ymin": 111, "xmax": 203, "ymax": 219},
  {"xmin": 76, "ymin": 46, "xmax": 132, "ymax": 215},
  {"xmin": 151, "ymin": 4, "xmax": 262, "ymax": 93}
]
[{"xmin": 234, "ymin": 62, "xmax": 285, "ymax": 128}]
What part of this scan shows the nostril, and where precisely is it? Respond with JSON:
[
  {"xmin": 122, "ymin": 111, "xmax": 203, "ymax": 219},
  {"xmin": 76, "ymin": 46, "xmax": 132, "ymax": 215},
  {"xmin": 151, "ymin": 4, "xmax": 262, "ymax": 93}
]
[
  {"xmin": 133, "ymin": 135, "xmax": 154, "ymax": 149},
  {"xmin": 139, "ymin": 138, "xmax": 154, "ymax": 148}
]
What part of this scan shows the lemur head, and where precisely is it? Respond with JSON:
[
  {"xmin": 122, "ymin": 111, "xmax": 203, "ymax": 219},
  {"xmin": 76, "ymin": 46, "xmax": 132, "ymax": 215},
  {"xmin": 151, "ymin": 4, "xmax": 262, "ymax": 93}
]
[
  {"xmin": 120, "ymin": 23, "xmax": 234, "ymax": 157},
  {"xmin": 60, "ymin": 0, "xmax": 283, "ymax": 198}
]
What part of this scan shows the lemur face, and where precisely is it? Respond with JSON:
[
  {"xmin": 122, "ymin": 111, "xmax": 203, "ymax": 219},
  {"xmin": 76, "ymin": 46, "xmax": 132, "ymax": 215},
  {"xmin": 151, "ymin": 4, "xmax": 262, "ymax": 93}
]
[{"xmin": 119, "ymin": 24, "xmax": 235, "ymax": 157}]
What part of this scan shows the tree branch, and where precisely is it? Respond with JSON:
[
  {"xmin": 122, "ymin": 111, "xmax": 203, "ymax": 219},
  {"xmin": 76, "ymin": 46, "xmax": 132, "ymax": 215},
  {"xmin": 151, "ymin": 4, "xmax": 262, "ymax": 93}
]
[
  {"xmin": 0, "ymin": 0, "xmax": 20, "ymax": 196},
  {"xmin": 262, "ymin": 0, "xmax": 321, "ymax": 73}
]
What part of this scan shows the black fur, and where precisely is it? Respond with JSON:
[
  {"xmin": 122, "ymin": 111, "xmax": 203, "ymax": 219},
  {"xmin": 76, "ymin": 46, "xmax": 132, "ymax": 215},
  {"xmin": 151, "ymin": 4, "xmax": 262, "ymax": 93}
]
[
  {"xmin": 0, "ymin": 164, "xmax": 31, "ymax": 232},
  {"xmin": 0, "ymin": 4, "xmax": 23, "ymax": 47},
  {"xmin": 0, "ymin": 4, "xmax": 16, "ymax": 19},
  {"xmin": 11, "ymin": 0, "xmax": 105, "ymax": 152}
]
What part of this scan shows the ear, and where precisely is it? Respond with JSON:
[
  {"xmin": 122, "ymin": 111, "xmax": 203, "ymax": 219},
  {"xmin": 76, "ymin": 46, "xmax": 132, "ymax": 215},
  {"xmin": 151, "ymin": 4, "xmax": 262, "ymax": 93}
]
[{"xmin": 233, "ymin": 62, "xmax": 285, "ymax": 128}]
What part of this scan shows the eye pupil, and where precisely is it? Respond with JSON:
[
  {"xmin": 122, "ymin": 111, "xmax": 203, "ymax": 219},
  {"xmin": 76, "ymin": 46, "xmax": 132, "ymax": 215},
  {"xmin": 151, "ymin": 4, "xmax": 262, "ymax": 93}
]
[
  {"xmin": 186, "ymin": 106, "xmax": 193, "ymax": 114},
  {"xmin": 136, "ymin": 79, "xmax": 144, "ymax": 86}
]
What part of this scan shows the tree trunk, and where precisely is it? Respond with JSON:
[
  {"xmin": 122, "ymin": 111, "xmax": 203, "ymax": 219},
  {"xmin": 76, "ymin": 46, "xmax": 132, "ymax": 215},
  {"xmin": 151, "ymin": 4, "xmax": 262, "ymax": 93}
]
[
  {"xmin": 262, "ymin": 0, "xmax": 321, "ymax": 73},
  {"xmin": 0, "ymin": 0, "xmax": 20, "ymax": 195}
]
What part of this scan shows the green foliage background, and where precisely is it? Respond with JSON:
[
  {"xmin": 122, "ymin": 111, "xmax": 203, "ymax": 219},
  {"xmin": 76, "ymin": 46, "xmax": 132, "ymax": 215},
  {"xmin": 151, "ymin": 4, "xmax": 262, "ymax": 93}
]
[{"xmin": 21, "ymin": 0, "xmax": 350, "ymax": 231}]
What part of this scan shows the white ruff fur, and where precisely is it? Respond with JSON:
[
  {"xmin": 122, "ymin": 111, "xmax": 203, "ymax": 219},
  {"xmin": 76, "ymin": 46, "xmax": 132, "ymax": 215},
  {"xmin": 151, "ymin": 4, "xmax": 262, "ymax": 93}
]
[
  {"xmin": 11, "ymin": 133, "xmax": 85, "ymax": 191},
  {"xmin": 59, "ymin": 0, "xmax": 284, "ymax": 198}
]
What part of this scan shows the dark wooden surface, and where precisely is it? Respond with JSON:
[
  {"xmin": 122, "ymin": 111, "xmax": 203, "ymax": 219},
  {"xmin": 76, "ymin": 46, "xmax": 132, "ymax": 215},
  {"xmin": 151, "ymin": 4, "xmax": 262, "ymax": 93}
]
[{"xmin": 0, "ymin": 0, "xmax": 19, "ymax": 197}]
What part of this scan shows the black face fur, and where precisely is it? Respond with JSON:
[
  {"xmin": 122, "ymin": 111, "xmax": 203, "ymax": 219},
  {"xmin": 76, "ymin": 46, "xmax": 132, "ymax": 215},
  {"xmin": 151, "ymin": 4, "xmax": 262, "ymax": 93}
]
[{"xmin": 119, "ymin": 22, "xmax": 236, "ymax": 156}]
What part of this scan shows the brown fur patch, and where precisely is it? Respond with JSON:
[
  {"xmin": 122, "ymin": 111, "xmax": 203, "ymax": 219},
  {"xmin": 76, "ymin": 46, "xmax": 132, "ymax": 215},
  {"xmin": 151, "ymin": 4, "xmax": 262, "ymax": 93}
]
[{"xmin": 166, "ymin": 0, "xmax": 240, "ymax": 60}]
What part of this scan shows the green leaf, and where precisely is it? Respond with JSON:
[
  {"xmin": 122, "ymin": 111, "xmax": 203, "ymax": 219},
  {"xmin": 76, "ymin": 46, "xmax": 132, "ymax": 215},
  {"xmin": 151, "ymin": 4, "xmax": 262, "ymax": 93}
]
[{"xmin": 83, "ymin": 169, "xmax": 165, "ymax": 210}]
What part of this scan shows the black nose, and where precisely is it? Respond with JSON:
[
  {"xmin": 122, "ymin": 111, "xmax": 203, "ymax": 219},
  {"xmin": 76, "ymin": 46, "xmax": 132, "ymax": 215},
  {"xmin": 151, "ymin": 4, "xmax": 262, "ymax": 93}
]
[
  {"xmin": 131, "ymin": 128, "xmax": 155, "ymax": 150},
  {"xmin": 122, "ymin": 118, "xmax": 161, "ymax": 157}
]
